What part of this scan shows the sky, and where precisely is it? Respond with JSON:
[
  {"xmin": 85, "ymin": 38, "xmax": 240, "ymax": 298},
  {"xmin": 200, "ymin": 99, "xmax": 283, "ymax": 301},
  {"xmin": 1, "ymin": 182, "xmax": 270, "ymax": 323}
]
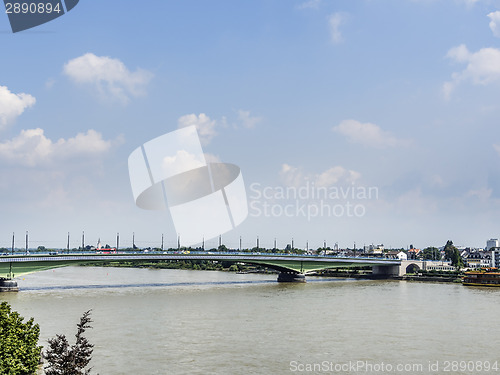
[{"xmin": 1, "ymin": 0, "xmax": 500, "ymax": 250}]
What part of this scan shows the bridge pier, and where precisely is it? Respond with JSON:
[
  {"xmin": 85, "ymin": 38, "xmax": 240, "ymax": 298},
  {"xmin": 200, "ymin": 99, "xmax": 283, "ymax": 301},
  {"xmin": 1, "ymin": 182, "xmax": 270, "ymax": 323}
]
[
  {"xmin": 0, "ymin": 278, "xmax": 18, "ymax": 292},
  {"xmin": 277, "ymin": 272, "xmax": 306, "ymax": 283},
  {"xmin": 371, "ymin": 265, "xmax": 400, "ymax": 278}
]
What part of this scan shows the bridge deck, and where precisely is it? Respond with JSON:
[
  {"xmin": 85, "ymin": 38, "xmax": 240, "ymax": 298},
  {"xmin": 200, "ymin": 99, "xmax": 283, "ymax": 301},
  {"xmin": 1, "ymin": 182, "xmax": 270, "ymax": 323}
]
[{"xmin": 0, "ymin": 252, "xmax": 401, "ymax": 278}]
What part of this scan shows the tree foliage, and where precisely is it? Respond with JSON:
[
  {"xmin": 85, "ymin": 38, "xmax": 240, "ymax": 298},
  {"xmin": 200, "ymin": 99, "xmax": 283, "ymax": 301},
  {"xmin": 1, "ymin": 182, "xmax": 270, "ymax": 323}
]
[
  {"xmin": 443, "ymin": 240, "xmax": 464, "ymax": 269},
  {"xmin": 422, "ymin": 247, "xmax": 441, "ymax": 260},
  {"xmin": 44, "ymin": 310, "xmax": 95, "ymax": 375},
  {"xmin": 0, "ymin": 301, "xmax": 42, "ymax": 375}
]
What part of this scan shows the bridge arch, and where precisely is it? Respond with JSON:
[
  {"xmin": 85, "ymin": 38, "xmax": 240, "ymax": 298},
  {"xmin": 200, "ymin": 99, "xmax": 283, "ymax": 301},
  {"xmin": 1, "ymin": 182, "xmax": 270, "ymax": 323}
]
[{"xmin": 405, "ymin": 263, "xmax": 421, "ymax": 274}]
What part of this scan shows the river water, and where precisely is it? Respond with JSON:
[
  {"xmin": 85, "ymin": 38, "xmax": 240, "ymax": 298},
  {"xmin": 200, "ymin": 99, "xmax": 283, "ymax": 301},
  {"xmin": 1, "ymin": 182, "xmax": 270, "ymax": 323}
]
[{"xmin": 2, "ymin": 266, "xmax": 500, "ymax": 374}]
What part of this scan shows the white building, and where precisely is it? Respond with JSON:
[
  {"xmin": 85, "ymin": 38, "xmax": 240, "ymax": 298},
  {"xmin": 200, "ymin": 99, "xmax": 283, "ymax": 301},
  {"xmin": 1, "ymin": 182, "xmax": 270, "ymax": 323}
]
[
  {"xmin": 492, "ymin": 250, "xmax": 500, "ymax": 268},
  {"xmin": 486, "ymin": 239, "xmax": 499, "ymax": 251},
  {"xmin": 396, "ymin": 251, "xmax": 407, "ymax": 261},
  {"xmin": 466, "ymin": 251, "xmax": 492, "ymax": 269},
  {"xmin": 424, "ymin": 261, "xmax": 456, "ymax": 272}
]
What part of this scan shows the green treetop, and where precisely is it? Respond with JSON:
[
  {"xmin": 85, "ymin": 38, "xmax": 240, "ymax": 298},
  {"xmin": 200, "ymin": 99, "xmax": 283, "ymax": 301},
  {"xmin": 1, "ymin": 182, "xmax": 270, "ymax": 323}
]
[
  {"xmin": 0, "ymin": 301, "xmax": 42, "ymax": 375},
  {"xmin": 443, "ymin": 240, "xmax": 464, "ymax": 270}
]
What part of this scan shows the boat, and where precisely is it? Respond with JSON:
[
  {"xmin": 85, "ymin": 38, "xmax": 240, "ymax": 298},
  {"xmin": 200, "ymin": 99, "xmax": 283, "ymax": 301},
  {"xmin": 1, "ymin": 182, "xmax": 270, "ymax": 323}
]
[{"xmin": 463, "ymin": 268, "xmax": 500, "ymax": 287}]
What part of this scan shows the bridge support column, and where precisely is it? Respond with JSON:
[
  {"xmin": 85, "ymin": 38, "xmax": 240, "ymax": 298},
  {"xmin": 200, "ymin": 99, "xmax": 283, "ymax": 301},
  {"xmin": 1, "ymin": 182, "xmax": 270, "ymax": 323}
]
[
  {"xmin": 0, "ymin": 278, "xmax": 18, "ymax": 292},
  {"xmin": 277, "ymin": 272, "xmax": 306, "ymax": 283},
  {"xmin": 371, "ymin": 265, "xmax": 400, "ymax": 278}
]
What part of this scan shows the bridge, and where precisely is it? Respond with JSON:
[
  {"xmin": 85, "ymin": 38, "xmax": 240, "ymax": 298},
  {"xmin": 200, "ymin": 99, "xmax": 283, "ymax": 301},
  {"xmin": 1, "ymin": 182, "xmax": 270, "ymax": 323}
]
[{"xmin": 0, "ymin": 252, "xmax": 402, "ymax": 290}]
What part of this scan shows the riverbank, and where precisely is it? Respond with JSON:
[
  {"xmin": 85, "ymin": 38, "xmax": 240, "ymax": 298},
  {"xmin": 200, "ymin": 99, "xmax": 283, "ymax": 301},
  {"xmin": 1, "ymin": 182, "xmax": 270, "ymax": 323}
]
[
  {"xmin": 395, "ymin": 275, "xmax": 462, "ymax": 283},
  {"xmin": 313, "ymin": 270, "xmax": 463, "ymax": 282}
]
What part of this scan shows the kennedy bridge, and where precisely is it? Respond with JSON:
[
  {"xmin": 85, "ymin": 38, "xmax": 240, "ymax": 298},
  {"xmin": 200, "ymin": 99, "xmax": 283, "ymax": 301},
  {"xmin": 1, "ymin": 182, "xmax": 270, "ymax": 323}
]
[{"xmin": 0, "ymin": 252, "xmax": 403, "ymax": 290}]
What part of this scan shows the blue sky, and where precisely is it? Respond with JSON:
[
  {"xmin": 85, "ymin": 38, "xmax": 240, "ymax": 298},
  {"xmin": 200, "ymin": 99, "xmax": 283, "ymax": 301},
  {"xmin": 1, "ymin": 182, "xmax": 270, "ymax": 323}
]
[{"xmin": 1, "ymin": 0, "xmax": 500, "ymax": 250}]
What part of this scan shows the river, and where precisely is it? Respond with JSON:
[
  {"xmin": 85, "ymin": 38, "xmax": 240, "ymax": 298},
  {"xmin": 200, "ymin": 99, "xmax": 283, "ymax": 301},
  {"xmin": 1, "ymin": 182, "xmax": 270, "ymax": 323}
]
[{"xmin": 2, "ymin": 266, "xmax": 500, "ymax": 374}]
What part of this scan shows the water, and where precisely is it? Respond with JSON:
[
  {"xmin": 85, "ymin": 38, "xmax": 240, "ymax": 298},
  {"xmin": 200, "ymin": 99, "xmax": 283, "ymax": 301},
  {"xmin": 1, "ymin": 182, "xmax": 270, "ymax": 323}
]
[{"xmin": 2, "ymin": 266, "xmax": 500, "ymax": 374}]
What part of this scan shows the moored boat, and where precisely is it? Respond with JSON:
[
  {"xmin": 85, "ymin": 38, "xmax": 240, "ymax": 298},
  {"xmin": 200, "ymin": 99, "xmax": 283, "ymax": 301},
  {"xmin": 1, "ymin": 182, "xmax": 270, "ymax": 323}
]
[{"xmin": 463, "ymin": 268, "xmax": 500, "ymax": 287}]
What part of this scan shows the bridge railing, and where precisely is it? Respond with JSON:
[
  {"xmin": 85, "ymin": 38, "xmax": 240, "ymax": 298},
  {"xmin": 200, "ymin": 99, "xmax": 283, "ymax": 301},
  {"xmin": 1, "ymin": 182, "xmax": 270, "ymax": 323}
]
[{"xmin": 0, "ymin": 250, "xmax": 401, "ymax": 262}]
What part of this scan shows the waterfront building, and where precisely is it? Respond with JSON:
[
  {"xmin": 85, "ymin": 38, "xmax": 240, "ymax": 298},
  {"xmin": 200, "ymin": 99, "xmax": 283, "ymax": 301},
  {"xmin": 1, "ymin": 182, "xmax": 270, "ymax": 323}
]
[
  {"xmin": 491, "ymin": 249, "xmax": 500, "ymax": 268},
  {"xmin": 423, "ymin": 260, "xmax": 456, "ymax": 272},
  {"xmin": 465, "ymin": 251, "xmax": 492, "ymax": 269}
]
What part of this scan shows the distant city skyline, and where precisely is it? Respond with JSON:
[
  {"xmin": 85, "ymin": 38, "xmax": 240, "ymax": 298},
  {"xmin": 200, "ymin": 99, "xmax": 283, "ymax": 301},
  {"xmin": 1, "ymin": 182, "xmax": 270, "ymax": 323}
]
[
  {"xmin": 1, "ymin": 0, "xmax": 500, "ymax": 250},
  {"xmin": 0, "ymin": 230, "xmax": 496, "ymax": 252}
]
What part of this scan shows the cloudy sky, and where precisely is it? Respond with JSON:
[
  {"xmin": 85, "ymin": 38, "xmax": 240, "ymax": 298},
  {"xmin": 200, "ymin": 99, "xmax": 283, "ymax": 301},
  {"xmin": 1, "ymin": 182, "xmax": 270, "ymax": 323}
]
[{"xmin": 1, "ymin": 0, "xmax": 500, "ymax": 250}]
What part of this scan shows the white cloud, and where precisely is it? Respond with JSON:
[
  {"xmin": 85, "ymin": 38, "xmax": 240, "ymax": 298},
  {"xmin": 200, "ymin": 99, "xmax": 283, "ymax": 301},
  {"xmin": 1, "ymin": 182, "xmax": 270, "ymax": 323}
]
[
  {"xmin": 488, "ymin": 11, "xmax": 500, "ymax": 38},
  {"xmin": 176, "ymin": 110, "xmax": 260, "ymax": 143},
  {"xmin": 333, "ymin": 119, "xmax": 407, "ymax": 148},
  {"xmin": 0, "ymin": 128, "xmax": 113, "ymax": 167},
  {"xmin": 297, "ymin": 0, "xmax": 321, "ymax": 10},
  {"xmin": 162, "ymin": 150, "xmax": 205, "ymax": 176},
  {"xmin": 280, "ymin": 164, "xmax": 304, "ymax": 187},
  {"xmin": 280, "ymin": 163, "xmax": 360, "ymax": 188},
  {"xmin": 63, "ymin": 53, "xmax": 153, "ymax": 103},
  {"xmin": 444, "ymin": 44, "xmax": 500, "ymax": 98},
  {"xmin": 316, "ymin": 166, "xmax": 361, "ymax": 187},
  {"xmin": 177, "ymin": 113, "xmax": 216, "ymax": 145},
  {"xmin": 237, "ymin": 110, "xmax": 262, "ymax": 129},
  {"xmin": 0, "ymin": 86, "xmax": 36, "ymax": 128},
  {"xmin": 442, "ymin": 80, "xmax": 457, "ymax": 100},
  {"xmin": 466, "ymin": 187, "xmax": 492, "ymax": 201},
  {"xmin": 494, "ymin": 144, "xmax": 500, "ymax": 156},
  {"xmin": 328, "ymin": 12, "xmax": 345, "ymax": 44},
  {"xmin": 446, "ymin": 44, "xmax": 470, "ymax": 62}
]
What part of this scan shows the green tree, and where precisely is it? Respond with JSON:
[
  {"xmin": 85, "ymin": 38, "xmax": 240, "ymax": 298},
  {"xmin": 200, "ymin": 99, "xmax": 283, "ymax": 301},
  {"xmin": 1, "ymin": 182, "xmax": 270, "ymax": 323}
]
[
  {"xmin": 228, "ymin": 264, "xmax": 239, "ymax": 272},
  {"xmin": 423, "ymin": 247, "xmax": 441, "ymax": 260},
  {"xmin": 443, "ymin": 240, "xmax": 464, "ymax": 269},
  {"xmin": 44, "ymin": 310, "xmax": 95, "ymax": 375},
  {"xmin": 0, "ymin": 301, "xmax": 42, "ymax": 375},
  {"xmin": 450, "ymin": 248, "xmax": 464, "ymax": 269}
]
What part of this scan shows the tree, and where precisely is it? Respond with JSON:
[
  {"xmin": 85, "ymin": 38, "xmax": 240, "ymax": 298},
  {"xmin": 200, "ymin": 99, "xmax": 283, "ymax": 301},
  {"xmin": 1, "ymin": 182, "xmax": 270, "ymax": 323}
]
[
  {"xmin": 228, "ymin": 264, "xmax": 239, "ymax": 272},
  {"xmin": 444, "ymin": 240, "xmax": 455, "ymax": 260},
  {"xmin": 423, "ymin": 247, "xmax": 441, "ymax": 260},
  {"xmin": 450, "ymin": 248, "xmax": 464, "ymax": 270},
  {"xmin": 44, "ymin": 310, "xmax": 95, "ymax": 375},
  {"xmin": 0, "ymin": 301, "xmax": 42, "ymax": 375},
  {"xmin": 443, "ymin": 240, "xmax": 464, "ymax": 269}
]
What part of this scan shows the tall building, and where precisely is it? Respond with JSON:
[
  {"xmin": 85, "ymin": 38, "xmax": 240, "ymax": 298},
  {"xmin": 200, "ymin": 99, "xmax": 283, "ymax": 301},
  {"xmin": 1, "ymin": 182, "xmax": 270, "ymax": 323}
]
[
  {"xmin": 486, "ymin": 239, "xmax": 499, "ymax": 251},
  {"xmin": 492, "ymin": 250, "xmax": 500, "ymax": 268}
]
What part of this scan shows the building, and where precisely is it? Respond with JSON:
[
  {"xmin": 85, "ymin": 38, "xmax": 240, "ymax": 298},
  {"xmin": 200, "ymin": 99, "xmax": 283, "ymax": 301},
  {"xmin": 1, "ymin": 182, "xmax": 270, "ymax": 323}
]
[
  {"xmin": 466, "ymin": 251, "xmax": 492, "ymax": 269},
  {"xmin": 492, "ymin": 249, "xmax": 500, "ymax": 268},
  {"xmin": 407, "ymin": 248, "xmax": 421, "ymax": 259},
  {"xmin": 423, "ymin": 261, "xmax": 456, "ymax": 272},
  {"xmin": 386, "ymin": 251, "xmax": 408, "ymax": 261},
  {"xmin": 365, "ymin": 244, "xmax": 384, "ymax": 254},
  {"xmin": 486, "ymin": 239, "xmax": 499, "ymax": 251}
]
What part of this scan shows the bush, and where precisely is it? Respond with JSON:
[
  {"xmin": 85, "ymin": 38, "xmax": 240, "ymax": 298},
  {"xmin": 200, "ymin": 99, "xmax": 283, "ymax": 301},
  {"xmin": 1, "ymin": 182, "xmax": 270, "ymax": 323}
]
[
  {"xmin": 0, "ymin": 301, "xmax": 42, "ymax": 375},
  {"xmin": 44, "ymin": 310, "xmax": 95, "ymax": 375}
]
